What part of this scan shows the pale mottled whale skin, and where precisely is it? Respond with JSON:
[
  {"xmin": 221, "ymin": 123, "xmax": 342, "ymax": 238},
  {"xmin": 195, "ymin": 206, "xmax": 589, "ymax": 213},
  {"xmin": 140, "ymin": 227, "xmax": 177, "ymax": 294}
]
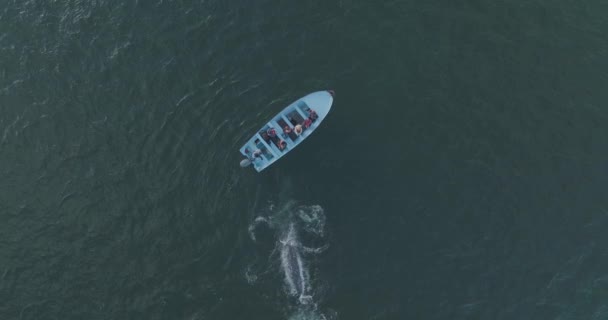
[{"xmin": 280, "ymin": 223, "xmax": 312, "ymax": 304}]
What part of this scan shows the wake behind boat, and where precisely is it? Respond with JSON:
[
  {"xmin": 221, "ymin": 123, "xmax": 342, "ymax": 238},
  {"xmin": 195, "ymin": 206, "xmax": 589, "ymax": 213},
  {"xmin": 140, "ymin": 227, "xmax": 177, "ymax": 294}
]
[{"xmin": 239, "ymin": 90, "xmax": 335, "ymax": 172}]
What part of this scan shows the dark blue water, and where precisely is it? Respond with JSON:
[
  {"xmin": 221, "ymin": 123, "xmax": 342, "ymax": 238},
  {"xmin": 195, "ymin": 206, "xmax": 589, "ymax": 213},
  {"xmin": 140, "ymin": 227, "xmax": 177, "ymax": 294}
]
[{"xmin": 2, "ymin": 1, "xmax": 608, "ymax": 319}]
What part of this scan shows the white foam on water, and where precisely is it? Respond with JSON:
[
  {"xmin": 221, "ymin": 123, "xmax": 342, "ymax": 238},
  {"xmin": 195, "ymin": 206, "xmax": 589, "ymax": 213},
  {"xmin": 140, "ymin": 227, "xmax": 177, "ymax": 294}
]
[
  {"xmin": 297, "ymin": 205, "xmax": 326, "ymax": 237},
  {"xmin": 249, "ymin": 216, "xmax": 272, "ymax": 242}
]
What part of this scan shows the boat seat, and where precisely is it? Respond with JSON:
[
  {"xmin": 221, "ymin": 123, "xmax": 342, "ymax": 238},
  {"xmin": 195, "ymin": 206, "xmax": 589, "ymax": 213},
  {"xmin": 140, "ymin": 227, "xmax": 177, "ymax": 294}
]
[
  {"xmin": 294, "ymin": 102, "xmax": 309, "ymax": 120},
  {"xmin": 297, "ymin": 101, "xmax": 311, "ymax": 115},
  {"xmin": 277, "ymin": 118, "xmax": 299, "ymax": 141},
  {"xmin": 287, "ymin": 110, "xmax": 305, "ymax": 125}
]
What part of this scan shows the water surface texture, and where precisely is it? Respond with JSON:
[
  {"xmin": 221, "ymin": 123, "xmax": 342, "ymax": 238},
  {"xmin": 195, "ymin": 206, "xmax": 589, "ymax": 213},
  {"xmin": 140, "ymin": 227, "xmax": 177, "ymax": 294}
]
[{"xmin": 1, "ymin": 1, "xmax": 608, "ymax": 319}]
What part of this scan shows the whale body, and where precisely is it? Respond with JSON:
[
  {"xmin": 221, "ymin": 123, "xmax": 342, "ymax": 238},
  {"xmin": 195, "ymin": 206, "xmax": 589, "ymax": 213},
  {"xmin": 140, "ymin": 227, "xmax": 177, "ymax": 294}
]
[{"xmin": 280, "ymin": 223, "xmax": 312, "ymax": 304}]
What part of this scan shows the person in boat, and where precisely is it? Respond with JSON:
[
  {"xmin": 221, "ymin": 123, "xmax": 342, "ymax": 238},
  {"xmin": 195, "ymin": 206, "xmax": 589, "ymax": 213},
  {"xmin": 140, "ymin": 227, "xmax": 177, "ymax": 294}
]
[
  {"xmin": 252, "ymin": 149, "xmax": 263, "ymax": 159},
  {"xmin": 309, "ymin": 109, "xmax": 318, "ymax": 121},
  {"xmin": 261, "ymin": 131, "xmax": 270, "ymax": 142},
  {"xmin": 289, "ymin": 117, "xmax": 298, "ymax": 126},
  {"xmin": 278, "ymin": 139, "xmax": 287, "ymax": 150},
  {"xmin": 303, "ymin": 118, "xmax": 312, "ymax": 129},
  {"xmin": 267, "ymin": 128, "xmax": 277, "ymax": 138},
  {"xmin": 294, "ymin": 124, "xmax": 303, "ymax": 135},
  {"xmin": 283, "ymin": 126, "xmax": 292, "ymax": 134}
]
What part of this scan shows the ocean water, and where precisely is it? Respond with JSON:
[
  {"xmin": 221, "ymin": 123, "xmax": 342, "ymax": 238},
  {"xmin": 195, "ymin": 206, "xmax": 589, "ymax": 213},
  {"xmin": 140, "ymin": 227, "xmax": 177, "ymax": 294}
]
[{"xmin": 1, "ymin": 1, "xmax": 608, "ymax": 319}]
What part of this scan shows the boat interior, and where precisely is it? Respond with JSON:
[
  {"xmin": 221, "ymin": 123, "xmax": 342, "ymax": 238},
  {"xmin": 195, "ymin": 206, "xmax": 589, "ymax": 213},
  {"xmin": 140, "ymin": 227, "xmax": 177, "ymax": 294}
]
[
  {"xmin": 242, "ymin": 100, "xmax": 322, "ymax": 164},
  {"xmin": 253, "ymin": 138, "xmax": 273, "ymax": 160},
  {"xmin": 259, "ymin": 126, "xmax": 288, "ymax": 153}
]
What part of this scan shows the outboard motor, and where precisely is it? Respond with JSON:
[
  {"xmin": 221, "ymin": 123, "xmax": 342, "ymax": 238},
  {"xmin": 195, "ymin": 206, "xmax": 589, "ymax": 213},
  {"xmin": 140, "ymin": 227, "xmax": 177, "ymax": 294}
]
[{"xmin": 240, "ymin": 158, "xmax": 252, "ymax": 167}]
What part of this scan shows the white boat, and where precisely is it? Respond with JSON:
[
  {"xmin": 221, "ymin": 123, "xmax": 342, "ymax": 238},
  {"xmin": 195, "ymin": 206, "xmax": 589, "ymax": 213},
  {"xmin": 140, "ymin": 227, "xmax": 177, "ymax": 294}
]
[{"xmin": 239, "ymin": 90, "xmax": 335, "ymax": 172}]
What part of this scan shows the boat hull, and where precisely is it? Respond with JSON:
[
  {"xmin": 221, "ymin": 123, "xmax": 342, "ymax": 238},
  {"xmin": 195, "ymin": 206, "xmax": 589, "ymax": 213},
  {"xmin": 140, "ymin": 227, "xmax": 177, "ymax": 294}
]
[{"xmin": 239, "ymin": 90, "xmax": 334, "ymax": 172}]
